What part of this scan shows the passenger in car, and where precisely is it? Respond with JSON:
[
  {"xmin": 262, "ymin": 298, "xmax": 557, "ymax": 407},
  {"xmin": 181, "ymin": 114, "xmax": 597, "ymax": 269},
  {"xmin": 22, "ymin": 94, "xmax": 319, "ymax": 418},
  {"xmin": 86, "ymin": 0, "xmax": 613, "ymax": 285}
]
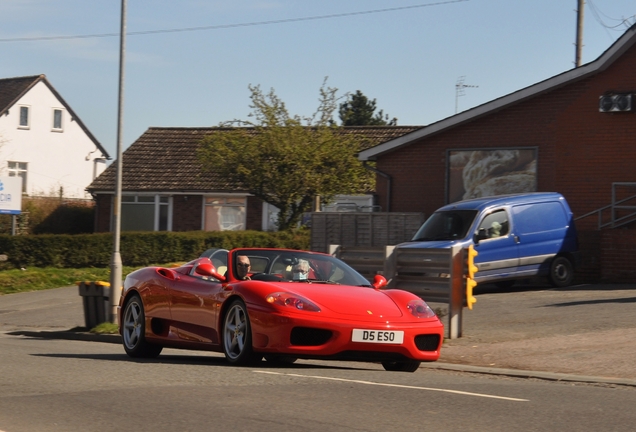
[{"xmin": 292, "ymin": 259, "xmax": 316, "ymax": 280}]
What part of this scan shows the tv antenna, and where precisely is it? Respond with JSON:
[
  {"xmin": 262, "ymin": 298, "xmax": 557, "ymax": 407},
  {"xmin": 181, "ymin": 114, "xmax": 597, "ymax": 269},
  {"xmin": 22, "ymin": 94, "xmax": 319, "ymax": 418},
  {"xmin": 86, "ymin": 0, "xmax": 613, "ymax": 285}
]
[{"xmin": 455, "ymin": 76, "xmax": 478, "ymax": 113}]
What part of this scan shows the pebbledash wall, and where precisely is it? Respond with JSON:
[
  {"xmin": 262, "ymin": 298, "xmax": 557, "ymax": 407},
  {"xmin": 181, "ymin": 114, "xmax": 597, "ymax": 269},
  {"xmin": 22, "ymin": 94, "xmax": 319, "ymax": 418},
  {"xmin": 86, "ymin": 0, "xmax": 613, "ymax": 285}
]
[{"xmin": 368, "ymin": 36, "xmax": 636, "ymax": 283}]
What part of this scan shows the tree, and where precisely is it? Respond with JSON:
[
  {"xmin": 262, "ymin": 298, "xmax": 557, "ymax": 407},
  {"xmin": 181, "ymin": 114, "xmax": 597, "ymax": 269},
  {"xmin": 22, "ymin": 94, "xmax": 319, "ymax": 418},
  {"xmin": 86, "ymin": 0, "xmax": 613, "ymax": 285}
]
[
  {"xmin": 198, "ymin": 80, "xmax": 373, "ymax": 231},
  {"xmin": 338, "ymin": 90, "xmax": 397, "ymax": 126}
]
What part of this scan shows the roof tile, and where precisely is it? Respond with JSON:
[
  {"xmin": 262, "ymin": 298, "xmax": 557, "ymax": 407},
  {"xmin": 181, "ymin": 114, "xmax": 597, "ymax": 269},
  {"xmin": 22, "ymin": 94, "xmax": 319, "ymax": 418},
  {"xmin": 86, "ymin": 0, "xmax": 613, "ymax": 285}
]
[{"xmin": 88, "ymin": 126, "xmax": 423, "ymax": 192}]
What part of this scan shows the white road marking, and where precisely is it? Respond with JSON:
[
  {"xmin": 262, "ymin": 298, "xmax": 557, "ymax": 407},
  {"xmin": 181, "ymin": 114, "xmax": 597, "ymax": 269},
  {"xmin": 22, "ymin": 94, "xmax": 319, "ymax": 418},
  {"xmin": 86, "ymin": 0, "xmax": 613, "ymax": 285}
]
[{"xmin": 254, "ymin": 370, "xmax": 529, "ymax": 402}]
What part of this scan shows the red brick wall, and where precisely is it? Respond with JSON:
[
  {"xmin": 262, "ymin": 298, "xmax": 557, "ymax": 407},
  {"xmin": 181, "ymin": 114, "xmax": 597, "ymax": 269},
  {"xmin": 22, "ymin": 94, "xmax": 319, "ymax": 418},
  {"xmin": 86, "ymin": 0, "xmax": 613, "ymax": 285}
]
[
  {"xmin": 376, "ymin": 43, "xmax": 636, "ymax": 232},
  {"xmin": 94, "ymin": 194, "xmax": 111, "ymax": 232},
  {"xmin": 172, "ymin": 195, "xmax": 203, "ymax": 231},
  {"xmin": 94, "ymin": 193, "xmax": 265, "ymax": 232},
  {"xmin": 576, "ymin": 230, "xmax": 602, "ymax": 282},
  {"xmin": 246, "ymin": 196, "xmax": 263, "ymax": 231},
  {"xmin": 600, "ymin": 229, "xmax": 636, "ymax": 282}
]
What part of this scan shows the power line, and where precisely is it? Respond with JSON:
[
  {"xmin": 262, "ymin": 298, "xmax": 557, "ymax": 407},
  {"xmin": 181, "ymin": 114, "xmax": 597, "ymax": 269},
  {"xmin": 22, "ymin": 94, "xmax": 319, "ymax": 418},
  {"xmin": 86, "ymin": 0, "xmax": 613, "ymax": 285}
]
[
  {"xmin": 587, "ymin": 0, "xmax": 635, "ymax": 32},
  {"xmin": 0, "ymin": 0, "xmax": 469, "ymax": 43}
]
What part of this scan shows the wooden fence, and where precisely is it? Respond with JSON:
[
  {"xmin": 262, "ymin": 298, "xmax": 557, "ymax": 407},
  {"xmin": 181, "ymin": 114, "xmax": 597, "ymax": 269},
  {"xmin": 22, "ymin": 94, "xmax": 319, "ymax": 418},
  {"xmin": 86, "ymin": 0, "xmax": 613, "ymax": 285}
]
[{"xmin": 310, "ymin": 212, "xmax": 424, "ymax": 253}]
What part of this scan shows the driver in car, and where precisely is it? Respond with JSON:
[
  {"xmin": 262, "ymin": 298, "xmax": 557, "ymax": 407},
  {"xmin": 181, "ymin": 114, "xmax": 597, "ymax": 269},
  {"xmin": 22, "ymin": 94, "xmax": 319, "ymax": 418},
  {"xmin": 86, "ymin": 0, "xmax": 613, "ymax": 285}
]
[{"xmin": 236, "ymin": 256, "xmax": 251, "ymax": 280}]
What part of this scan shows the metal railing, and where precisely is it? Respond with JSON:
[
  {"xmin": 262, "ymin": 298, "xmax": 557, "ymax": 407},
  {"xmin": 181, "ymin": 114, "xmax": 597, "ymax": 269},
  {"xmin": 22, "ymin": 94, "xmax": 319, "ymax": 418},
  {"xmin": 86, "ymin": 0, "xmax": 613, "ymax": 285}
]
[{"xmin": 575, "ymin": 182, "xmax": 636, "ymax": 229}]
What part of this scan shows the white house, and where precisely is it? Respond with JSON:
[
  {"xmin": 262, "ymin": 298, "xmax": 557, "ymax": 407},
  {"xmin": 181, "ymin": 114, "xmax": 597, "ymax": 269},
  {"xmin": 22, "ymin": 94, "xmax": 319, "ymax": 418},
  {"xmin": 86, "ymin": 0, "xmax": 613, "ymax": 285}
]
[{"xmin": 0, "ymin": 74, "xmax": 109, "ymax": 199}]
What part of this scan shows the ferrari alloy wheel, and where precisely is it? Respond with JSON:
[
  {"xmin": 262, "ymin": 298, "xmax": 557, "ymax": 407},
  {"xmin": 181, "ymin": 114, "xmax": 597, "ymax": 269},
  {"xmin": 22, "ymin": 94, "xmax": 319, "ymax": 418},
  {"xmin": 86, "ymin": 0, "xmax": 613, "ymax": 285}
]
[
  {"xmin": 223, "ymin": 300, "xmax": 258, "ymax": 365},
  {"xmin": 381, "ymin": 360, "xmax": 421, "ymax": 372},
  {"xmin": 549, "ymin": 256, "xmax": 574, "ymax": 288},
  {"xmin": 122, "ymin": 294, "xmax": 163, "ymax": 358}
]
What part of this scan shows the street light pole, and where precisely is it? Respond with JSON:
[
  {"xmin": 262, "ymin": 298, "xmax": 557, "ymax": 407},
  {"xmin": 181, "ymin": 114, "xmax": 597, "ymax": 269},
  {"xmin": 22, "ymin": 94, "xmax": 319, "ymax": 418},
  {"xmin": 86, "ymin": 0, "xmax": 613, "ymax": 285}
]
[{"xmin": 109, "ymin": 0, "xmax": 126, "ymax": 323}]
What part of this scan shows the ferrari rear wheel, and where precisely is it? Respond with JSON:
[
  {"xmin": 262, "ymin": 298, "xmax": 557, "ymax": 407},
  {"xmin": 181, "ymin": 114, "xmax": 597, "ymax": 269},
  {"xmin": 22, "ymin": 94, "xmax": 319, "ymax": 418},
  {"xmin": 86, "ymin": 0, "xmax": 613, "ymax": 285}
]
[
  {"xmin": 122, "ymin": 294, "xmax": 163, "ymax": 358},
  {"xmin": 382, "ymin": 360, "xmax": 421, "ymax": 372},
  {"xmin": 223, "ymin": 299, "xmax": 259, "ymax": 365}
]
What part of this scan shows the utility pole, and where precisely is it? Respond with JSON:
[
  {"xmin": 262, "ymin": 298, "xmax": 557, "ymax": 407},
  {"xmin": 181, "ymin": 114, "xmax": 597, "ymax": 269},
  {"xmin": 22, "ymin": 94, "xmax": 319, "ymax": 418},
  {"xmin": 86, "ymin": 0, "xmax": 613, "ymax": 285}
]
[
  {"xmin": 575, "ymin": 0, "xmax": 584, "ymax": 67},
  {"xmin": 455, "ymin": 76, "xmax": 478, "ymax": 114},
  {"xmin": 109, "ymin": 0, "xmax": 126, "ymax": 323}
]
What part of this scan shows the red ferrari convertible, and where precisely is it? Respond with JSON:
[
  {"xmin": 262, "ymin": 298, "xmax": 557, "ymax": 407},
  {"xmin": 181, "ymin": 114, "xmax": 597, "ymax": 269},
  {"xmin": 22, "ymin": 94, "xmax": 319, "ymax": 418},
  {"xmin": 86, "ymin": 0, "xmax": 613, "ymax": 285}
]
[{"xmin": 118, "ymin": 247, "xmax": 444, "ymax": 372}]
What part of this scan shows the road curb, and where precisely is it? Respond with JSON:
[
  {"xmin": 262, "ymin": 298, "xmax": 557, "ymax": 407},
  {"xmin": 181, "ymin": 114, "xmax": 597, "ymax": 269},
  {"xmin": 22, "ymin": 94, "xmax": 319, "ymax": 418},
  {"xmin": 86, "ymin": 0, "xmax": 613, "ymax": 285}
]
[{"xmin": 8, "ymin": 330, "xmax": 121, "ymax": 344}]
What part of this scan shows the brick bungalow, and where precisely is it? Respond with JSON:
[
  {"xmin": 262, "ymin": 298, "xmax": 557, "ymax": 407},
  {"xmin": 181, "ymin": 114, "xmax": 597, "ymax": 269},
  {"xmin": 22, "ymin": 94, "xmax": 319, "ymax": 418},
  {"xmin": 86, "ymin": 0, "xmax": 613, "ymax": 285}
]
[
  {"xmin": 358, "ymin": 24, "xmax": 636, "ymax": 282},
  {"xmin": 87, "ymin": 126, "xmax": 421, "ymax": 233}
]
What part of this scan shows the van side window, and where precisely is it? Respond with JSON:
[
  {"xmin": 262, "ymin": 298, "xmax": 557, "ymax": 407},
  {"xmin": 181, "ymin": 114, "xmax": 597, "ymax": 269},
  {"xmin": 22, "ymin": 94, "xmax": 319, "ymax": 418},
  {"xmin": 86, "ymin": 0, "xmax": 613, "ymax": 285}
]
[{"xmin": 477, "ymin": 210, "xmax": 509, "ymax": 239}]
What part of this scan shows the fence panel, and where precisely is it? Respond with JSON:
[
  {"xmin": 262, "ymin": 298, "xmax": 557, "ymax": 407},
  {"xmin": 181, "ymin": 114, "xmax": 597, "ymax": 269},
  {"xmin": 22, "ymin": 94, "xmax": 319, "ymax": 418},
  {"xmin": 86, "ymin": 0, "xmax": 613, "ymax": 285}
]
[{"xmin": 311, "ymin": 212, "xmax": 424, "ymax": 253}]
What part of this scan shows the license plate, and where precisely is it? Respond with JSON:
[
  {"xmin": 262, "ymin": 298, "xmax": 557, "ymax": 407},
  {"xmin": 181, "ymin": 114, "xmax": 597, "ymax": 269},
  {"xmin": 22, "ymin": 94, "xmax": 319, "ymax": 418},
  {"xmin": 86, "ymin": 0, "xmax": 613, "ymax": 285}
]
[{"xmin": 351, "ymin": 329, "xmax": 404, "ymax": 344}]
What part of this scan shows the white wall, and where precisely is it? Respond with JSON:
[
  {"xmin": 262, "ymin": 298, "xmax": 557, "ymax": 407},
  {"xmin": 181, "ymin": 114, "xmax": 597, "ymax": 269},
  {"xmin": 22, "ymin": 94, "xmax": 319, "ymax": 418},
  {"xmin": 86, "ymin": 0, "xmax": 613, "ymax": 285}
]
[
  {"xmin": 321, "ymin": 195, "xmax": 375, "ymax": 212},
  {"xmin": 0, "ymin": 81, "xmax": 106, "ymax": 199}
]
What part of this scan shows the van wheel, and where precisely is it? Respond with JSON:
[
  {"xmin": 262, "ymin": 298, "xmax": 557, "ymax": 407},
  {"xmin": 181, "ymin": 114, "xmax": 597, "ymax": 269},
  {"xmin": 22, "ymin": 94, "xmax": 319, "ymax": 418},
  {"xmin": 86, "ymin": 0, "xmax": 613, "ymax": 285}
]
[{"xmin": 549, "ymin": 257, "xmax": 573, "ymax": 287}]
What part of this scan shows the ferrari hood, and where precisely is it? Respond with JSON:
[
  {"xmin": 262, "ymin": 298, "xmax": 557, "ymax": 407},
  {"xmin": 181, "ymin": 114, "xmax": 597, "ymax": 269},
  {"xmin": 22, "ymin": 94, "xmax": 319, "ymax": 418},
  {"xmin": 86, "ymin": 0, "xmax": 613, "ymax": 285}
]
[{"xmin": 287, "ymin": 284, "xmax": 404, "ymax": 318}]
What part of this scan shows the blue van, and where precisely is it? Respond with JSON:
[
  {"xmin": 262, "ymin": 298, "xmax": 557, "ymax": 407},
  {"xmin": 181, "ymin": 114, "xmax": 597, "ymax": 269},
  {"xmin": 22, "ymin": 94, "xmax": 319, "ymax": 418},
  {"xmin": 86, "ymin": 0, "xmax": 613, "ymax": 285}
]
[{"xmin": 398, "ymin": 193, "xmax": 580, "ymax": 287}]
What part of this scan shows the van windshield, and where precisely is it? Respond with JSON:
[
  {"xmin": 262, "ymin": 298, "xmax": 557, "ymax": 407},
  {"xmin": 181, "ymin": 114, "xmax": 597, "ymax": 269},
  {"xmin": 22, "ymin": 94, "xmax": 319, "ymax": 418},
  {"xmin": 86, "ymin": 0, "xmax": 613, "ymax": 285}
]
[{"xmin": 411, "ymin": 210, "xmax": 478, "ymax": 241}]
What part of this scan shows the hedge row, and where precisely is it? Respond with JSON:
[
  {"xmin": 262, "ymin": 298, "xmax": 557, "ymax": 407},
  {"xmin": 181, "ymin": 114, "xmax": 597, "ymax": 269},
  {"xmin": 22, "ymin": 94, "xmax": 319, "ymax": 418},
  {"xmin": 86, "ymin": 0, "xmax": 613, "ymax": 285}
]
[{"xmin": 0, "ymin": 229, "xmax": 311, "ymax": 269}]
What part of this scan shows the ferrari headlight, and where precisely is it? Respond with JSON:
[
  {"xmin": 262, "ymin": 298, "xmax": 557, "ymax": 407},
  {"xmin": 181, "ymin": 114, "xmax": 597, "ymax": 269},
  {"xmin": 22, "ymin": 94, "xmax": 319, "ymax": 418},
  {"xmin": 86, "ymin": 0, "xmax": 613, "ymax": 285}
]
[
  {"xmin": 266, "ymin": 292, "xmax": 321, "ymax": 312},
  {"xmin": 407, "ymin": 299, "xmax": 436, "ymax": 318}
]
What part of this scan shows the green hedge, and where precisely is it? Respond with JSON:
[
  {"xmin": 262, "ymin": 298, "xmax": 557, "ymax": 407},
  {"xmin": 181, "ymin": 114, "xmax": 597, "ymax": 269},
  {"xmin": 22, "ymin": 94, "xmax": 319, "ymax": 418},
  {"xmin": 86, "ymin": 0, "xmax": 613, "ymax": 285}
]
[{"xmin": 0, "ymin": 229, "xmax": 311, "ymax": 269}]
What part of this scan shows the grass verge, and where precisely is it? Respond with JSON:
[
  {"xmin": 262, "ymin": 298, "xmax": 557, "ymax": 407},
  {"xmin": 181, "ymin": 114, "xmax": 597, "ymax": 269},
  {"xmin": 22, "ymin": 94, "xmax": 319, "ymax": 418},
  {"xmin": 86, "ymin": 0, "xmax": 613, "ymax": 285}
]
[{"xmin": 0, "ymin": 266, "xmax": 142, "ymax": 295}]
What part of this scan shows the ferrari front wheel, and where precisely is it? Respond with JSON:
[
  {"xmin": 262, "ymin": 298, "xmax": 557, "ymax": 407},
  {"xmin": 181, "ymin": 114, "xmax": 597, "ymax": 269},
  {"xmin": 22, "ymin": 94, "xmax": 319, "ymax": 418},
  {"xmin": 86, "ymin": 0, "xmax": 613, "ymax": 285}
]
[
  {"xmin": 382, "ymin": 360, "xmax": 421, "ymax": 372},
  {"xmin": 122, "ymin": 294, "xmax": 163, "ymax": 358},
  {"xmin": 223, "ymin": 299, "xmax": 259, "ymax": 365}
]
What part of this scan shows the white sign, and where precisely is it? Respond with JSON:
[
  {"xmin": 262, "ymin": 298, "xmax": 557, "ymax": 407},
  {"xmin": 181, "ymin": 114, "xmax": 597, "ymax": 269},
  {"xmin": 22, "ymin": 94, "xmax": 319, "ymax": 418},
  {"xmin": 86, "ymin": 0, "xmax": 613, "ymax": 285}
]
[{"xmin": 0, "ymin": 177, "xmax": 22, "ymax": 215}]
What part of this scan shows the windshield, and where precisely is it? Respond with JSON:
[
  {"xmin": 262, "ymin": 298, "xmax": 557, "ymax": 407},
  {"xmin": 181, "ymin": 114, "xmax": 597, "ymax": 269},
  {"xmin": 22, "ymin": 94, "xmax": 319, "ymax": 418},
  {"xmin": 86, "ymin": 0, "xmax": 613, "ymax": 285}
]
[
  {"xmin": 411, "ymin": 210, "xmax": 478, "ymax": 241},
  {"xmin": 232, "ymin": 249, "xmax": 372, "ymax": 286}
]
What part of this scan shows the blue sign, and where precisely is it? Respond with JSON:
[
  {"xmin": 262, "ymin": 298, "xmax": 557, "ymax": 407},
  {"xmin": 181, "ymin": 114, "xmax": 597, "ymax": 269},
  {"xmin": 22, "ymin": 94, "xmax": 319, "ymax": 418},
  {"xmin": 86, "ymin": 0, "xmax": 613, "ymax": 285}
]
[{"xmin": 0, "ymin": 177, "xmax": 22, "ymax": 215}]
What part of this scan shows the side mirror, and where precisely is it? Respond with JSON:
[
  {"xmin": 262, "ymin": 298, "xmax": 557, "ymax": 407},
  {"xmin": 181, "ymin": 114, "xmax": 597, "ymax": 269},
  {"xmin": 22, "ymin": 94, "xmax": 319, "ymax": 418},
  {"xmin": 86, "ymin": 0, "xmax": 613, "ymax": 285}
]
[
  {"xmin": 196, "ymin": 263, "xmax": 226, "ymax": 282},
  {"xmin": 372, "ymin": 274, "xmax": 388, "ymax": 290}
]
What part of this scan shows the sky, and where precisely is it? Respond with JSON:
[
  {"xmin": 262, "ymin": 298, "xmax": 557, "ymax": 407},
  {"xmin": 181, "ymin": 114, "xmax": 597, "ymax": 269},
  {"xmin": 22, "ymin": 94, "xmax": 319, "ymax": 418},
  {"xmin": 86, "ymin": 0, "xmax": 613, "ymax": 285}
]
[{"xmin": 1, "ymin": 0, "xmax": 635, "ymax": 160}]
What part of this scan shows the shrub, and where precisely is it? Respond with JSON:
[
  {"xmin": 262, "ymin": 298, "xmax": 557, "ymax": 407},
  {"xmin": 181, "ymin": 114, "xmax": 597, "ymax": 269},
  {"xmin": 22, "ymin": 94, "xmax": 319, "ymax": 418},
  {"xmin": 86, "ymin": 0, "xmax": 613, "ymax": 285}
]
[
  {"xmin": 0, "ymin": 197, "xmax": 94, "ymax": 235},
  {"xmin": 0, "ymin": 229, "xmax": 311, "ymax": 269}
]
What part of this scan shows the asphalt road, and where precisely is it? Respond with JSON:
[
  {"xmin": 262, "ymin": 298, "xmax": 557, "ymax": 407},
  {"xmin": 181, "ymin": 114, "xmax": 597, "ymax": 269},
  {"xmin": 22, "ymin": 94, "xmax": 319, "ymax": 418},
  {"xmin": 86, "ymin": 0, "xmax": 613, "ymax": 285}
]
[
  {"xmin": 2, "ymin": 282, "xmax": 636, "ymax": 383},
  {"xmin": 2, "ymin": 283, "xmax": 636, "ymax": 431},
  {"xmin": 1, "ymin": 335, "xmax": 636, "ymax": 432}
]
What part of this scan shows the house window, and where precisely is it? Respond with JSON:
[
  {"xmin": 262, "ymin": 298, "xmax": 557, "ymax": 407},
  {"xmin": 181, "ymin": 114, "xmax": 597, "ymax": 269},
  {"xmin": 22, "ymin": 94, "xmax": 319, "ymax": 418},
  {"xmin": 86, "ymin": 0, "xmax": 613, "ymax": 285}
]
[
  {"xmin": 7, "ymin": 162, "xmax": 27, "ymax": 193},
  {"xmin": 19, "ymin": 106, "xmax": 30, "ymax": 128},
  {"xmin": 204, "ymin": 196, "xmax": 246, "ymax": 231},
  {"xmin": 52, "ymin": 108, "xmax": 64, "ymax": 131},
  {"xmin": 119, "ymin": 195, "xmax": 171, "ymax": 231}
]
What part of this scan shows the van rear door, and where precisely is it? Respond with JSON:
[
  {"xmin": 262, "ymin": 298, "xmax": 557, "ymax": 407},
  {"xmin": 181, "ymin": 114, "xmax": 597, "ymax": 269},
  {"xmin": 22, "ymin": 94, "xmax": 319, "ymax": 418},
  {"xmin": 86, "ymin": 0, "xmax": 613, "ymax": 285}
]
[{"xmin": 511, "ymin": 201, "xmax": 569, "ymax": 277}]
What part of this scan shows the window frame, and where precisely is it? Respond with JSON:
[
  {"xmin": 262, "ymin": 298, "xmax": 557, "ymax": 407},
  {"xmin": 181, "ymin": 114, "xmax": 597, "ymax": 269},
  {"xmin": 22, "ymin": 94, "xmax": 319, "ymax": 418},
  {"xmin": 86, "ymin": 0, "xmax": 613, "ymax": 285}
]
[
  {"xmin": 202, "ymin": 195, "xmax": 247, "ymax": 231},
  {"xmin": 7, "ymin": 161, "xmax": 28, "ymax": 193},
  {"xmin": 18, "ymin": 105, "xmax": 30, "ymax": 129},
  {"xmin": 115, "ymin": 194, "xmax": 172, "ymax": 232},
  {"xmin": 52, "ymin": 108, "xmax": 64, "ymax": 132}
]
